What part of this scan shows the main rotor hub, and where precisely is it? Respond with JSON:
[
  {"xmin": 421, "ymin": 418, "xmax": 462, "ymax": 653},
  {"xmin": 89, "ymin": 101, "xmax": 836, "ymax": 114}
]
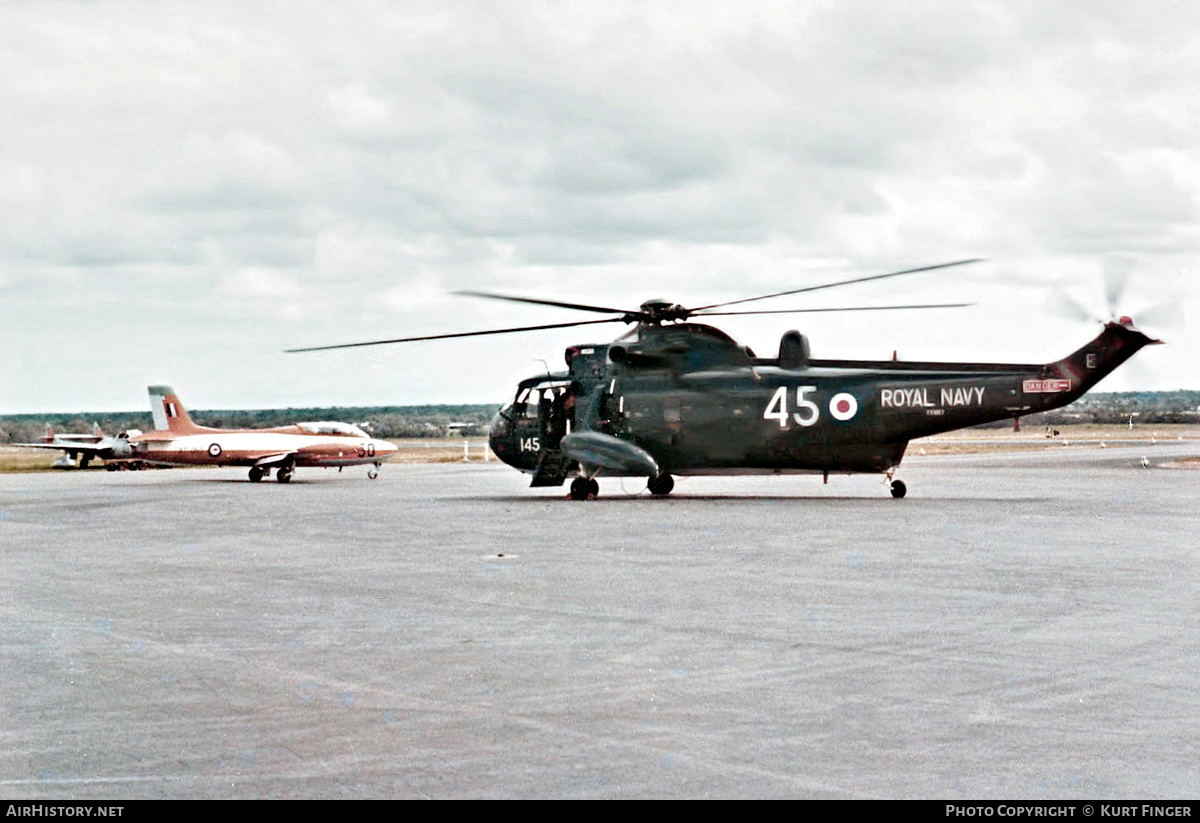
[{"xmin": 638, "ymin": 298, "xmax": 688, "ymax": 323}]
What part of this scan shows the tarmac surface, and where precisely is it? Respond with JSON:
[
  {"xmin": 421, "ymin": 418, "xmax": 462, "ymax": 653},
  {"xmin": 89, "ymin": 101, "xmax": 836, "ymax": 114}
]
[{"xmin": 2, "ymin": 443, "xmax": 1198, "ymax": 799}]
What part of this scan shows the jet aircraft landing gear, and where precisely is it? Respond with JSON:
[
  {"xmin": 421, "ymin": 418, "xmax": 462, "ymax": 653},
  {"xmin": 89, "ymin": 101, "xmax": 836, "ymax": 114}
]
[
  {"xmin": 569, "ymin": 476, "xmax": 600, "ymax": 501},
  {"xmin": 889, "ymin": 479, "xmax": 907, "ymax": 499},
  {"xmin": 249, "ymin": 466, "xmax": 266, "ymax": 483},
  {"xmin": 277, "ymin": 466, "xmax": 294, "ymax": 484},
  {"xmin": 368, "ymin": 462, "xmax": 381, "ymax": 480},
  {"xmin": 647, "ymin": 473, "xmax": 674, "ymax": 496}
]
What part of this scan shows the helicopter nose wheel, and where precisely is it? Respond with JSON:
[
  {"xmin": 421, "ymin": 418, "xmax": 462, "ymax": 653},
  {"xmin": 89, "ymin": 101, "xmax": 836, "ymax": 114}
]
[
  {"xmin": 569, "ymin": 477, "xmax": 600, "ymax": 501},
  {"xmin": 647, "ymin": 473, "xmax": 674, "ymax": 496},
  {"xmin": 889, "ymin": 479, "xmax": 907, "ymax": 499}
]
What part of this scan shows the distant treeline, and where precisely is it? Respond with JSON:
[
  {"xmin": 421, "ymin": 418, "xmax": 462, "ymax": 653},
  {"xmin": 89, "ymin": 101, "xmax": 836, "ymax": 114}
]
[
  {"xmin": 978, "ymin": 390, "xmax": 1200, "ymax": 427},
  {"xmin": 0, "ymin": 403, "xmax": 500, "ymax": 443}
]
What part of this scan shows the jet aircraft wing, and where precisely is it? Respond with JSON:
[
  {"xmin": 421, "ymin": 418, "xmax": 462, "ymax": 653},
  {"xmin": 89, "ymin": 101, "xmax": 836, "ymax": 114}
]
[
  {"xmin": 14, "ymin": 441, "xmax": 113, "ymax": 454},
  {"xmin": 251, "ymin": 452, "xmax": 298, "ymax": 467}
]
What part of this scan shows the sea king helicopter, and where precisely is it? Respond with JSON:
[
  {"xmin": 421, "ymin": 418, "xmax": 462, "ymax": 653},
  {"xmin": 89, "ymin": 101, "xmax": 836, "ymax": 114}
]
[{"xmin": 290, "ymin": 259, "xmax": 1160, "ymax": 499}]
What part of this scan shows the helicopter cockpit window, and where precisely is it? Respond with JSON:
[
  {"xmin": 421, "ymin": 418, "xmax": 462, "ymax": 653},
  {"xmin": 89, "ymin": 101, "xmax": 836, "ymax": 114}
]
[
  {"xmin": 514, "ymin": 382, "xmax": 571, "ymax": 421},
  {"xmin": 510, "ymin": 387, "xmax": 537, "ymax": 420}
]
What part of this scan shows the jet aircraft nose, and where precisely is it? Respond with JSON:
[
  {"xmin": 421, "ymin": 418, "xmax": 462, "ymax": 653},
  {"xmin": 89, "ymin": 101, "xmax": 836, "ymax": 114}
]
[{"xmin": 372, "ymin": 439, "xmax": 399, "ymax": 458}]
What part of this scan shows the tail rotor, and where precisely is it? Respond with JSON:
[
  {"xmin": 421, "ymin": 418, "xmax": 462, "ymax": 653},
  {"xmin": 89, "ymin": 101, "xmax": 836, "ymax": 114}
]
[
  {"xmin": 1043, "ymin": 256, "xmax": 1182, "ymax": 388},
  {"xmin": 1044, "ymin": 255, "xmax": 1184, "ymax": 336}
]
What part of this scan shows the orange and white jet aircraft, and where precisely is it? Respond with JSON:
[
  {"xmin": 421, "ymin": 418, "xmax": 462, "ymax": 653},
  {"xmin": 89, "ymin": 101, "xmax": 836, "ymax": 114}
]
[{"xmin": 129, "ymin": 385, "xmax": 398, "ymax": 483}]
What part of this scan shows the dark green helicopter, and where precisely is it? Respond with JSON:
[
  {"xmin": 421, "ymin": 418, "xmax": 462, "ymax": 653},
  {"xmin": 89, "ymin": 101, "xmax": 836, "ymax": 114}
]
[{"xmin": 290, "ymin": 260, "xmax": 1160, "ymax": 499}]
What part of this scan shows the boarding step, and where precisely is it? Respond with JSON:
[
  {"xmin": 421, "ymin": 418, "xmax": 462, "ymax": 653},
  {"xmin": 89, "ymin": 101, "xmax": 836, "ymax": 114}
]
[{"xmin": 530, "ymin": 450, "xmax": 572, "ymax": 487}]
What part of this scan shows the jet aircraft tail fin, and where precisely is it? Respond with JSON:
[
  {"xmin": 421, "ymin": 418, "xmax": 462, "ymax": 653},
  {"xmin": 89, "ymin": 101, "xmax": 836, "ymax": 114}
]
[{"xmin": 148, "ymin": 385, "xmax": 202, "ymax": 434}]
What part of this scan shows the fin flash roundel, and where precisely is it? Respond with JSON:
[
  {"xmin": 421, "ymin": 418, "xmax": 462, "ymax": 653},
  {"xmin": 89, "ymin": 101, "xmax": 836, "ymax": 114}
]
[{"xmin": 829, "ymin": 392, "xmax": 859, "ymax": 421}]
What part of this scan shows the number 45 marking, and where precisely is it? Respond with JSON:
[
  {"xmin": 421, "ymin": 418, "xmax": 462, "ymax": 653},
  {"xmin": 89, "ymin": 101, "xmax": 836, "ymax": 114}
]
[{"xmin": 764, "ymin": 385, "xmax": 819, "ymax": 428}]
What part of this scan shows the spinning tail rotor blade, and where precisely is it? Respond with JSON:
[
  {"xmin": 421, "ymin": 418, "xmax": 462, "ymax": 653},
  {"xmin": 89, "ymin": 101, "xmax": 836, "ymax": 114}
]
[
  {"xmin": 1103, "ymin": 256, "xmax": 1134, "ymax": 318},
  {"xmin": 1133, "ymin": 297, "xmax": 1185, "ymax": 331},
  {"xmin": 1043, "ymin": 288, "xmax": 1102, "ymax": 325},
  {"xmin": 1047, "ymin": 258, "xmax": 1183, "ymax": 334}
]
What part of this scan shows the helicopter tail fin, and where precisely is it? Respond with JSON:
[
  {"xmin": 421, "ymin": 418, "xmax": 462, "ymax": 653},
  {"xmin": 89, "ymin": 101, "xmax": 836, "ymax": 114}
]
[{"xmin": 1048, "ymin": 320, "xmax": 1160, "ymax": 395}]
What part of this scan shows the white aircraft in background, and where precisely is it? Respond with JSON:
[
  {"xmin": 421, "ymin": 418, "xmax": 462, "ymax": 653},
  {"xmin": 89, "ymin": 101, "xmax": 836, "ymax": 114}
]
[
  {"xmin": 15, "ymin": 423, "xmax": 142, "ymax": 468},
  {"xmin": 129, "ymin": 385, "xmax": 398, "ymax": 483}
]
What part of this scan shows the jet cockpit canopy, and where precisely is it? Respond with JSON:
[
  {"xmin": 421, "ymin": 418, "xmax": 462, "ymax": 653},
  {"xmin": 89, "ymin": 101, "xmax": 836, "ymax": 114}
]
[{"xmin": 297, "ymin": 421, "xmax": 371, "ymax": 438}]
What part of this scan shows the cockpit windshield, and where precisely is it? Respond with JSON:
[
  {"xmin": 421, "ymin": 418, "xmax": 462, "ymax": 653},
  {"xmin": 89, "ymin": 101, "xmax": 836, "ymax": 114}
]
[
  {"xmin": 513, "ymin": 380, "xmax": 571, "ymax": 420},
  {"xmin": 297, "ymin": 421, "xmax": 370, "ymax": 438}
]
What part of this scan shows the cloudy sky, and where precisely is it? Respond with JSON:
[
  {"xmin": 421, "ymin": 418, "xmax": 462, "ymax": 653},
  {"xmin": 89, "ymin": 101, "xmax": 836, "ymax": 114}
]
[{"xmin": 3, "ymin": 0, "xmax": 1198, "ymax": 414}]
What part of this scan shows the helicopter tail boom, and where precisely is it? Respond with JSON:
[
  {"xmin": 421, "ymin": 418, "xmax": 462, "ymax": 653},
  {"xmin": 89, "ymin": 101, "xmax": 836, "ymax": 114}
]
[{"xmin": 859, "ymin": 319, "xmax": 1161, "ymax": 445}]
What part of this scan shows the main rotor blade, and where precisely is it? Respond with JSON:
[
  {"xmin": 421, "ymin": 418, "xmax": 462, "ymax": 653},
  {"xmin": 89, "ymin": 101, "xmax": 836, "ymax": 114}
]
[
  {"xmin": 286, "ymin": 317, "xmax": 625, "ymax": 353},
  {"xmin": 689, "ymin": 258, "xmax": 984, "ymax": 312},
  {"xmin": 454, "ymin": 290, "xmax": 636, "ymax": 317},
  {"xmin": 694, "ymin": 302, "xmax": 973, "ymax": 317}
]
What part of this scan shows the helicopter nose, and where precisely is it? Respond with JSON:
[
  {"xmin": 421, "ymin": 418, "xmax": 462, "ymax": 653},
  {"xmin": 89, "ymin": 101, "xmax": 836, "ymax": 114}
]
[
  {"xmin": 488, "ymin": 411, "xmax": 523, "ymax": 468},
  {"xmin": 488, "ymin": 414, "xmax": 508, "ymax": 454}
]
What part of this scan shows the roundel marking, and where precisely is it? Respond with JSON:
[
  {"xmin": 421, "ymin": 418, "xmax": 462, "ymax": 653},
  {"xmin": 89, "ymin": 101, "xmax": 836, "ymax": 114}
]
[
  {"xmin": 829, "ymin": 392, "xmax": 858, "ymax": 421},
  {"xmin": 208, "ymin": 443, "xmax": 223, "ymax": 457}
]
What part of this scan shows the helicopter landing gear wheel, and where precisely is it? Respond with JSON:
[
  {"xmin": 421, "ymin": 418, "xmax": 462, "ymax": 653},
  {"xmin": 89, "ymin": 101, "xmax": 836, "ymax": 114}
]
[
  {"xmin": 569, "ymin": 477, "xmax": 589, "ymax": 500},
  {"xmin": 277, "ymin": 467, "xmax": 294, "ymax": 484},
  {"xmin": 647, "ymin": 473, "xmax": 674, "ymax": 496},
  {"xmin": 249, "ymin": 466, "xmax": 264, "ymax": 483},
  {"xmin": 890, "ymin": 479, "xmax": 907, "ymax": 499},
  {"xmin": 569, "ymin": 477, "xmax": 599, "ymax": 501}
]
